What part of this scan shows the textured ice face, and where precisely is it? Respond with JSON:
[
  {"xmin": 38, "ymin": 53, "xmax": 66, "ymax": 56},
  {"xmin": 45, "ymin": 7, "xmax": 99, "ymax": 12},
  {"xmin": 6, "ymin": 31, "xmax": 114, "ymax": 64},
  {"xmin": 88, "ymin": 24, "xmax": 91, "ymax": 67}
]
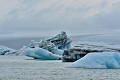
[
  {"xmin": 70, "ymin": 52, "xmax": 120, "ymax": 69},
  {"xmin": 27, "ymin": 31, "xmax": 72, "ymax": 53},
  {"xmin": 47, "ymin": 31, "xmax": 72, "ymax": 50},
  {"xmin": 25, "ymin": 48, "xmax": 62, "ymax": 60}
]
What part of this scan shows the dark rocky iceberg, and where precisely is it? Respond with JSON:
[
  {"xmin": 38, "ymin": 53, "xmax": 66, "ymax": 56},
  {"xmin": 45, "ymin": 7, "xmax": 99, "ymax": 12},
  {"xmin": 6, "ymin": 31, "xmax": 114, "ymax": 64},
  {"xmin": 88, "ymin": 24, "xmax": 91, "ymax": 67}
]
[{"xmin": 62, "ymin": 44, "xmax": 120, "ymax": 62}]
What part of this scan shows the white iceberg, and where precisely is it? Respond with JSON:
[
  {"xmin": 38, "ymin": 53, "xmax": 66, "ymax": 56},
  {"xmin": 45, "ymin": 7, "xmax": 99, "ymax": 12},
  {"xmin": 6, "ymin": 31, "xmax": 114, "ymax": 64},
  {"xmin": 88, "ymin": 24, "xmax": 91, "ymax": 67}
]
[
  {"xmin": 70, "ymin": 52, "xmax": 120, "ymax": 69},
  {"xmin": 25, "ymin": 47, "xmax": 62, "ymax": 60},
  {"xmin": 0, "ymin": 45, "xmax": 17, "ymax": 55}
]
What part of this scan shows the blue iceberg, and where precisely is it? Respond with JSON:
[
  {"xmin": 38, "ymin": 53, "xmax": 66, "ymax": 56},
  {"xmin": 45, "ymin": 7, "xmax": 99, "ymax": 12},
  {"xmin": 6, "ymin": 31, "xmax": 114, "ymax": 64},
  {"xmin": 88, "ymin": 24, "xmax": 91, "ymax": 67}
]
[
  {"xmin": 24, "ymin": 31, "xmax": 71, "ymax": 60},
  {"xmin": 25, "ymin": 48, "xmax": 62, "ymax": 60},
  {"xmin": 70, "ymin": 52, "xmax": 120, "ymax": 69}
]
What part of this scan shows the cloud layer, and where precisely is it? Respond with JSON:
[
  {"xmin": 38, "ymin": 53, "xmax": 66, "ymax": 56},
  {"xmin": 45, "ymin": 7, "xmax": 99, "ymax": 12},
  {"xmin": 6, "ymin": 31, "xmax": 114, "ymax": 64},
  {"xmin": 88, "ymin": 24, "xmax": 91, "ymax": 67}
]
[{"xmin": 0, "ymin": 0, "xmax": 120, "ymax": 34}]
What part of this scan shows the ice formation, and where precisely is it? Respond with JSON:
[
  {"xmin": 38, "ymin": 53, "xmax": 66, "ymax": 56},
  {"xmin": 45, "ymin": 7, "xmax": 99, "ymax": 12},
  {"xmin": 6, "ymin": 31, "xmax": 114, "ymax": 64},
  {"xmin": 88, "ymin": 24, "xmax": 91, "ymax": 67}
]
[
  {"xmin": 47, "ymin": 31, "xmax": 71, "ymax": 50},
  {"xmin": 70, "ymin": 52, "xmax": 120, "ymax": 69},
  {"xmin": 25, "ymin": 48, "xmax": 61, "ymax": 60},
  {"xmin": 25, "ymin": 31, "xmax": 72, "ymax": 60},
  {"xmin": 62, "ymin": 44, "xmax": 118, "ymax": 62},
  {"xmin": 0, "ymin": 45, "xmax": 17, "ymax": 55},
  {"xmin": 27, "ymin": 31, "xmax": 71, "ymax": 51}
]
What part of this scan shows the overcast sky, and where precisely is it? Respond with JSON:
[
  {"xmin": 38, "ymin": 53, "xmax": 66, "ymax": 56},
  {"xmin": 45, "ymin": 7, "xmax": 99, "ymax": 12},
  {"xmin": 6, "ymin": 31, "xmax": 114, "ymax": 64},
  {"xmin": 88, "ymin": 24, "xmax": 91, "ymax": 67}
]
[{"xmin": 0, "ymin": 0, "xmax": 120, "ymax": 36}]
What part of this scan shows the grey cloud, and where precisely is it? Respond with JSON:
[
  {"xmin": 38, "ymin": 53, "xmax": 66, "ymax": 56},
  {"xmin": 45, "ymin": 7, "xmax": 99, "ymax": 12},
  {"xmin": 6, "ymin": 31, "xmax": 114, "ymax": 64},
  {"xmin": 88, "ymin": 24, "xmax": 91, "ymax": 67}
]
[{"xmin": 0, "ymin": 0, "xmax": 120, "ymax": 33}]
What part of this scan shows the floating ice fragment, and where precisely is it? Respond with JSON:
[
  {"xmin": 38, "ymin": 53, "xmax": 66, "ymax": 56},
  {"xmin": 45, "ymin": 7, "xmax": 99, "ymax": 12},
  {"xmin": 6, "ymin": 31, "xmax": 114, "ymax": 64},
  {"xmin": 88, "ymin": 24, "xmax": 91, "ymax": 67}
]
[{"xmin": 70, "ymin": 52, "xmax": 120, "ymax": 69}]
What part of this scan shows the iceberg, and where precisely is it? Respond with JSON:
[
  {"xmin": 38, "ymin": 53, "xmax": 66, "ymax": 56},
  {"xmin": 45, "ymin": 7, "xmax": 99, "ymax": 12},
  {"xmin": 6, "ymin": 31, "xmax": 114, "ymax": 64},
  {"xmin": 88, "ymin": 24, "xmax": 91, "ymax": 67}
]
[
  {"xmin": 47, "ymin": 31, "xmax": 71, "ymax": 50},
  {"xmin": 0, "ymin": 45, "xmax": 27, "ymax": 55},
  {"xmin": 25, "ymin": 48, "xmax": 61, "ymax": 60},
  {"xmin": 62, "ymin": 44, "xmax": 117, "ymax": 62},
  {"xmin": 70, "ymin": 52, "xmax": 120, "ymax": 69},
  {"xmin": 24, "ymin": 31, "xmax": 72, "ymax": 60},
  {"xmin": 0, "ymin": 45, "xmax": 17, "ymax": 55},
  {"xmin": 27, "ymin": 31, "xmax": 72, "ymax": 51}
]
